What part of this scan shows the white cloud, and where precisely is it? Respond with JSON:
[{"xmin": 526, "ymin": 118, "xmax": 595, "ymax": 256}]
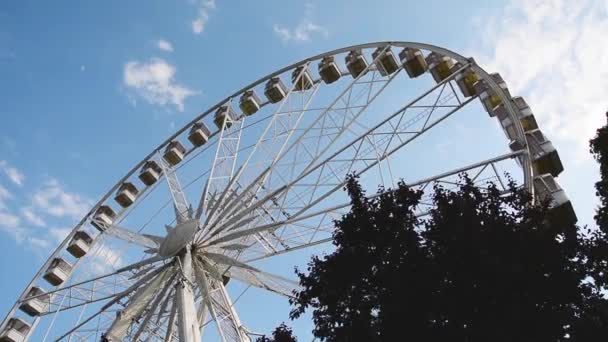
[
  {"xmin": 0, "ymin": 160, "xmax": 24, "ymax": 186},
  {"xmin": 21, "ymin": 207, "xmax": 46, "ymax": 227},
  {"xmin": 191, "ymin": 0, "xmax": 216, "ymax": 34},
  {"xmin": 123, "ymin": 58, "xmax": 197, "ymax": 112},
  {"xmin": 273, "ymin": 21, "xmax": 328, "ymax": 43},
  {"xmin": 31, "ymin": 178, "xmax": 92, "ymax": 220},
  {"xmin": 471, "ymin": 0, "xmax": 608, "ymax": 159},
  {"xmin": 27, "ymin": 237, "xmax": 50, "ymax": 249},
  {"xmin": 273, "ymin": 3, "xmax": 328, "ymax": 43},
  {"xmin": 49, "ymin": 227, "xmax": 71, "ymax": 243},
  {"xmin": 157, "ymin": 39, "xmax": 174, "ymax": 52},
  {"xmin": 89, "ymin": 243, "xmax": 124, "ymax": 274},
  {"xmin": 0, "ymin": 211, "xmax": 20, "ymax": 229},
  {"xmin": 0, "ymin": 211, "xmax": 24, "ymax": 242},
  {"xmin": 0, "ymin": 184, "xmax": 11, "ymax": 210}
]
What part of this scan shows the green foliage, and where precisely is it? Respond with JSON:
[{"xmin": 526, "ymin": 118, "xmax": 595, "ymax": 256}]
[
  {"xmin": 289, "ymin": 175, "xmax": 608, "ymax": 341},
  {"xmin": 590, "ymin": 112, "xmax": 608, "ymax": 232},
  {"xmin": 255, "ymin": 323, "xmax": 297, "ymax": 342}
]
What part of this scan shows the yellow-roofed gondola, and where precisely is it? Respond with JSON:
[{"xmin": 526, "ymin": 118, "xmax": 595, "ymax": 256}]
[
  {"xmin": 19, "ymin": 287, "xmax": 49, "ymax": 317},
  {"xmin": 188, "ymin": 122, "xmax": 211, "ymax": 147},
  {"xmin": 318, "ymin": 56, "xmax": 341, "ymax": 84},
  {"xmin": 214, "ymin": 104, "xmax": 237, "ymax": 129},
  {"xmin": 43, "ymin": 257, "xmax": 72, "ymax": 286},
  {"xmin": 534, "ymin": 174, "xmax": 577, "ymax": 224},
  {"xmin": 291, "ymin": 65, "xmax": 313, "ymax": 91},
  {"xmin": 239, "ymin": 90, "xmax": 262, "ymax": 116},
  {"xmin": 67, "ymin": 230, "xmax": 92, "ymax": 258},
  {"xmin": 91, "ymin": 205, "xmax": 116, "ymax": 232},
  {"xmin": 399, "ymin": 48, "xmax": 428, "ymax": 78},
  {"xmin": 426, "ymin": 52, "xmax": 455, "ymax": 83},
  {"xmin": 264, "ymin": 77, "xmax": 287, "ymax": 103},
  {"xmin": 526, "ymin": 129, "xmax": 564, "ymax": 177},
  {"xmin": 114, "ymin": 182, "xmax": 138, "ymax": 208},
  {"xmin": 345, "ymin": 50, "xmax": 369, "ymax": 78},
  {"xmin": 372, "ymin": 46, "xmax": 399, "ymax": 76},
  {"xmin": 0, "ymin": 318, "xmax": 31, "ymax": 342},
  {"xmin": 163, "ymin": 140, "xmax": 186, "ymax": 166},
  {"xmin": 139, "ymin": 160, "xmax": 162, "ymax": 186}
]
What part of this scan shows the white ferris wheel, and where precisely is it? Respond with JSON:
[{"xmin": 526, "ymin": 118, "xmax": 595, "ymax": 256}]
[{"xmin": 0, "ymin": 41, "xmax": 576, "ymax": 342}]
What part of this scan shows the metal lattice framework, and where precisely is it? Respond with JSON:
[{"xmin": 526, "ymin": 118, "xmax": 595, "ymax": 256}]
[{"xmin": 1, "ymin": 41, "xmax": 572, "ymax": 342}]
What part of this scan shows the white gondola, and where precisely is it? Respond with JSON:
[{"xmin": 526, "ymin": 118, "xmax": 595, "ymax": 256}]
[
  {"xmin": 318, "ymin": 56, "xmax": 341, "ymax": 84},
  {"xmin": 19, "ymin": 287, "xmax": 49, "ymax": 317},
  {"xmin": 188, "ymin": 122, "xmax": 211, "ymax": 147},
  {"xmin": 455, "ymin": 67, "xmax": 479, "ymax": 98},
  {"xmin": 399, "ymin": 47, "xmax": 428, "ymax": 78},
  {"xmin": 91, "ymin": 205, "xmax": 116, "ymax": 232},
  {"xmin": 67, "ymin": 230, "xmax": 92, "ymax": 258},
  {"xmin": 525, "ymin": 129, "xmax": 564, "ymax": 177},
  {"xmin": 214, "ymin": 105, "xmax": 237, "ymax": 129},
  {"xmin": 239, "ymin": 90, "xmax": 262, "ymax": 116},
  {"xmin": 495, "ymin": 96, "xmax": 539, "ymax": 141},
  {"xmin": 114, "ymin": 182, "xmax": 138, "ymax": 208},
  {"xmin": 291, "ymin": 65, "xmax": 313, "ymax": 91},
  {"xmin": 163, "ymin": 140, "xmax": 186, "ymax": 166},
  {"xmin": 474, "ymin": 72, "xmax": 511, "ymax": 116},
  {"xmin": 0, "ymin": 318, "xmax": 31, "ymax": 342},
  {"xmin": 43, "ymin": 257, "xmax": 73, "ymax": 286},
  {"xmin": 264, "ymin": 77, "xmax": 287, "ymax": 103},
  {"xmin": 534, "ymin": 174, "xmax": 577, "ymax": 223},
  {"xmin": 425, "ymin": 52, "xmax": 455, "ymax": 83},
  {"xmin": 372, "ymin": 46, "xmax": 399, "ymax": 76},
  {"xmin": 345, "ymin": 49, "xmax": 368, "ymax": 78},
  {"xmin": 138, "ymin": 160, "xmax": 162, "ymax": 186}
]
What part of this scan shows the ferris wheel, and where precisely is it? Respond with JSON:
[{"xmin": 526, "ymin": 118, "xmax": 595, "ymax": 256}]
[{"xmin": 0, "ymin": 41, "xmax": 576, "ymax": 342}]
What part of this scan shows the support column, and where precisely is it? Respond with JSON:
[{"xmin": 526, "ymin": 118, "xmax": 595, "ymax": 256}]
[{"xmin": 176, "ymin": 245, "xmax": 201, "ymax": 342}]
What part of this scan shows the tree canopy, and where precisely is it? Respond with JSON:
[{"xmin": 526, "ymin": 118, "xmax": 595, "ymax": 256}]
[
  {"xmin": 255, "ymin": 323, "xmax": 298, "ymax": 342},
  {"xmin": 590, "ymin": 112, "xmax": 608, "ymax": 232},
  {"xmin": 288, "ymin": 174, "xmax": 608, "ymax": 341},
  {"xmin": 258, "ymin": 112, "xmax": 608, "ymax": 341}
]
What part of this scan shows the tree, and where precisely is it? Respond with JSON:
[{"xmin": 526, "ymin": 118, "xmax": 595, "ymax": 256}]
[
  {"xmin": 289, "ymin": 174, "xmax": 608, "ymax": 341},
  {"xmin": 255, "ymin": 323, "xmax": 298, "ymax": 342},
  {"xmin": 590, "ymin": 112, "xmax": 608, "ymax": 232}
]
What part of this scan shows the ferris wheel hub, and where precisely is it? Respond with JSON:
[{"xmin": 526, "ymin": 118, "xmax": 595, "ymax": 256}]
[{"xmin": 158, "ymin": 219, "xmax": 199, "ymax": 257}]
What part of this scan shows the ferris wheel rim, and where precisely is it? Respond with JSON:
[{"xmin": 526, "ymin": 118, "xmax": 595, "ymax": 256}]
[{"xmin": 1, "ymin": 41, "xmax": 533, "ymax": 341}]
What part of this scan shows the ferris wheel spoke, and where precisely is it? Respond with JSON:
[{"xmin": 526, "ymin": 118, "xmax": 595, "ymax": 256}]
[
  {"xmin": 104, "ymin": 265, "xmax": 174, "ymax": 340},
  {"xmin": 27, "ymin": 256, "xmax": 168, "ymax": 317},
  {"xmin": 199, "ymin": 115, "xmax": 245, "ymax": 223},
  {"xmin": 199, "ymin": 64, "xmax": 318, "ymax": 225},
  {"xmin": 213, "ymin": 68, "xmax": 469, "ymax": 250},
  {"xmin": 208, "ymin": 279, "xmax": 250, "ymax": 342},
  {"xmin": 101, "ymin": 224, "xmax": 162, "ymax": 249},
  {"xmin": 224, "ymin": 266, "xmax": 299, "ymax": 298},
  {"xmin": 53, "ymin": 264, "xmax": 172, "ymax": 341},
  {"xmin": 129, "ymin": 272, "xmax": 177, "ymax": 341},
  {"xmin": 158, "ymin": 156, "xmax": 192, "ymax": 224}
]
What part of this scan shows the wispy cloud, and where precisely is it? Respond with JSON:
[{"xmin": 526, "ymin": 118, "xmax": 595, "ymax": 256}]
[
  {"xmin": 191, "ymin": 0, "xmax": 216, "ymax": 34},
  {"xmin": 49, "ymin": 227, "xmax": 71, "ymax": 243},
  {"xmin": 157, "ymin": 39, "xmax": 174, "ymax": 52},
  {"xmin": 471, "ymin": 0, "xmax": 608, "ymax": 159},
  {"xmin": 273, "ymin": 3, "xmax": 328, "ymax": 43},
  {"xmin": 0, "ymin": 160, "xmax": 24, "ymax": 186},
  {"xmin": 27, "ymin": 237, "xmax": 50, "ymax": 249},
  {"xmin": 31, "ymin": 178, "xmax": 92, "ymax": 220},
  {"xmin": 123, "ymin": 58, "xmax": 197, "ymax": 112},
  {"xmin": 0, "ymin": 184, "xmax": 11, "ymax": 210},
  {"xmin": 0, "ymin": 211, "xmax": 24, "ymax": 242},
  {"xmin": 21, "ymin": 207, "xmax": 46, "ymax": 227}
]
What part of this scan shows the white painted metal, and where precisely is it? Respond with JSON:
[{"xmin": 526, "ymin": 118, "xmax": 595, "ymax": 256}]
[{"xmin": 2, "ymin": 42, "xmax": 542, "ymax": 341}]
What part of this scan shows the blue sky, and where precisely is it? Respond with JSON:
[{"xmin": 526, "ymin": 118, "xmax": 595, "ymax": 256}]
[{"xmin": 0, "ymin": 0, "xmax": 607, "ymax": 339}]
